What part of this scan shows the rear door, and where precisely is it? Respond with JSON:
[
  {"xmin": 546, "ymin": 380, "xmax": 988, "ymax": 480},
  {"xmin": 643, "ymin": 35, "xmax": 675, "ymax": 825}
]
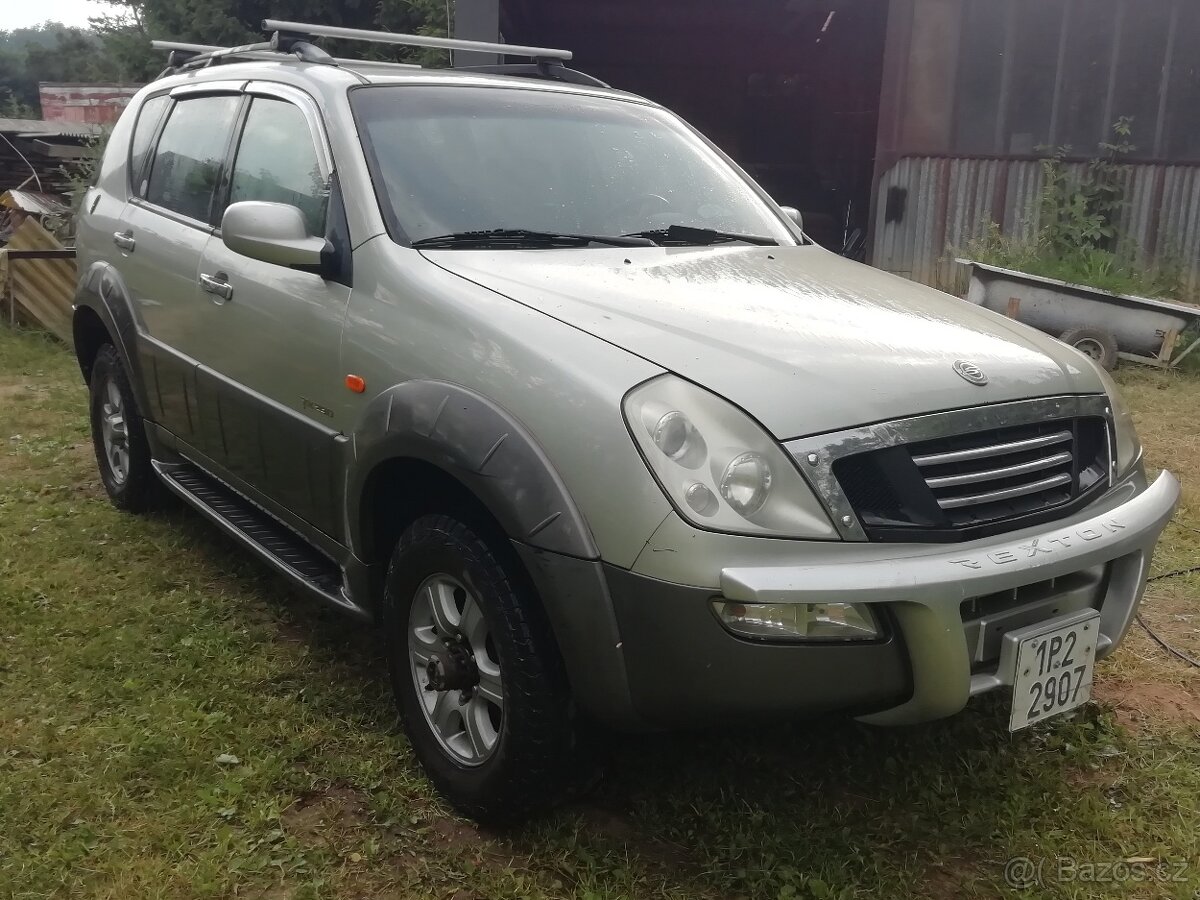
[
  {"xmin": 192, "ymin": 84, "xmax": 351, "ymax": 534},
  {"xmin": 116, "ymin": 87, "xmax": 245, "ymax": 452}
]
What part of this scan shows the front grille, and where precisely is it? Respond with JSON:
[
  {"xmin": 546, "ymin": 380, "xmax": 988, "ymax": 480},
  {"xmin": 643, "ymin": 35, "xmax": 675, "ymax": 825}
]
[{"xmin": 833, "ymin": 417, "xmax": 1109, "ymax": 542}]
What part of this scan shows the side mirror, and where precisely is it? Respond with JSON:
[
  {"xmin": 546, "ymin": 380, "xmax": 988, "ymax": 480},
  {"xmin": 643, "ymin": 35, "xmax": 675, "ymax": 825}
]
[
  {"xmin": 222, "ymin": 201, "xmax": 326, "ymax": 271},
  {"xmin": 779, "ymin": 206, "xmax": 804, "ymax": 231}
]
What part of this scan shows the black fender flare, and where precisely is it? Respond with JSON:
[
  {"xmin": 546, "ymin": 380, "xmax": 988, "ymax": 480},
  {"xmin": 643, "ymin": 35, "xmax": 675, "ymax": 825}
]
[
  {"xmin": 72, "ymin": 261, "xmax": 155, "ymax": 416},
  {"xmin": 348, "ymin": 380, "xmax": 599, "ymax": 561}
]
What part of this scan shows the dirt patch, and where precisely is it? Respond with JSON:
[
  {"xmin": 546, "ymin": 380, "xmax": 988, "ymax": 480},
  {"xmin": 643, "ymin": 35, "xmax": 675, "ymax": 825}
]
[
  {"xmin": 1064, "ymin": 761, "xmax": 1119, "ymax": 792},
  {"xmin": 920, "ymin": 860, "xmax": 982, "ymax": 900},
  {"xmin": 1093, "ymin": 680, "xmax": 1200, "ymax": 731},
  {"xmin": 425, "ymin": 814, "xmax": 486, "ymax": 852},
  {"xmin": 281, "ymin": 786, "xmax": 371, "ymax": 845},
  {"xmin": 574, "ymin": 804, "xmax": 695, "ymax": 872},
  {"xmin": 273, "ymin": 619, "xmax": 310, "ymax": 645},
  {"xmin": 0, "ymin": 382, "xmax": 32, "ymax": 400}
]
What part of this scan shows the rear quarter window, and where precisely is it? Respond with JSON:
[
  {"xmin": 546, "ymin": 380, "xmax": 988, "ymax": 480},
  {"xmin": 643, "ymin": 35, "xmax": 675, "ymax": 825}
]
[{"xmin": 127, "ymin": 94, "xmax": 170, "ymax": 197}]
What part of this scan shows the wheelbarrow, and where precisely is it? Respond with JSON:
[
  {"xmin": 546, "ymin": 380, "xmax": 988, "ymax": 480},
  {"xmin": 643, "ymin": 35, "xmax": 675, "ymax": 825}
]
[{"xmin": 957, "ymin": 259, "xmax": 1200, "ymax": 371}]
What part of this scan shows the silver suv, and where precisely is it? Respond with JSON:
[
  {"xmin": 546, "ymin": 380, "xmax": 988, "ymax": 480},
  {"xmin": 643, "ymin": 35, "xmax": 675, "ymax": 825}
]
[{"xmin": 74, "ymin": 22, "xmax": 1180, "ymax": 822}]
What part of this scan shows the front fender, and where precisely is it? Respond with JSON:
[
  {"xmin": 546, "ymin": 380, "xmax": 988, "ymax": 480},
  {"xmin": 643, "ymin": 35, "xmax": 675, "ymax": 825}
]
[{"xmin": 348, "ymin": 380, "xmax": 599, "ymax": 560}]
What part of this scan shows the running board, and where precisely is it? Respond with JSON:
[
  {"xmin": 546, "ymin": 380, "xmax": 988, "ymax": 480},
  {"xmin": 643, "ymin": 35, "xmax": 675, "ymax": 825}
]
[{"xmin": 153, "ymin": 461, "xmax": 368, "ymax": 618}]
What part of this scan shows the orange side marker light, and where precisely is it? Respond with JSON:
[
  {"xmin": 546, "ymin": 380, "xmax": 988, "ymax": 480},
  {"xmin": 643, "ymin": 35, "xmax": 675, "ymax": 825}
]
[{"xmin": 345, "ymin": 374, "xmax": 366, "ymax": 394}]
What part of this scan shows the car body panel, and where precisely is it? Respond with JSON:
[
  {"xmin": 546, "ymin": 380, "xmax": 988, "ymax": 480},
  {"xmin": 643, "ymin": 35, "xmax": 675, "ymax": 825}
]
[
  {"xmin": 338, "ymin": 242, "xmax": 671, "ymax": 568},
  {"xmin": 423, "ymin": 244, "xmax": 1105, "ymax": 440}
]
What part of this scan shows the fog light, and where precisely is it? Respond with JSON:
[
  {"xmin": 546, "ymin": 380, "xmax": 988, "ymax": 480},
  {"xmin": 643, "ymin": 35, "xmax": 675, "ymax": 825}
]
[{"xmin": 713, "ymin": 600, "xmax": 880, "ymax": 642}]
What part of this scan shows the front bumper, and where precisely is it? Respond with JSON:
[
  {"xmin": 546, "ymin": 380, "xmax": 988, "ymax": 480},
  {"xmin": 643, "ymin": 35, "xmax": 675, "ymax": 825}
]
[
  {"xmin": 721, "ymin": 470, "xmax": 1179, "ymax": 725},
  {"xmin": 519, "ymin": 470, "xmax": 1179, "ymax": 730}
]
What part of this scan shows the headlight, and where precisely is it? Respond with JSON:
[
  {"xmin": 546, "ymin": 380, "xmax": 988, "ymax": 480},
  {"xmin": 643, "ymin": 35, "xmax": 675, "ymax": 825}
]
[
  {"xmin": 1094, "ymin": 367, "xmax": 1141, "ymax": 477},
  {"xmin": 713, "ymin": 600, "xmax": 880, "ymax": 642},
  {"xmin": 623, "ymin": 375, "xmax": 836, "ymax": 538}
]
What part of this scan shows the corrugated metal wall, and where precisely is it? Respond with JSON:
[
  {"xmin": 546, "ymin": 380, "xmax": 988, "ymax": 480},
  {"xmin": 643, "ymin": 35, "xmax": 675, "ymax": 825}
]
[{"xmin": 872, "ymin": 157, "xmax": 1200, "ymax": 299}]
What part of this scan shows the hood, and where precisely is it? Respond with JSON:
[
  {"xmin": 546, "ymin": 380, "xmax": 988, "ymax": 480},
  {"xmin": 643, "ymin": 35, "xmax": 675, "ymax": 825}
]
[{"xmin": 422, "ymin": 245, "xmax": 1103, "ymax": 439}]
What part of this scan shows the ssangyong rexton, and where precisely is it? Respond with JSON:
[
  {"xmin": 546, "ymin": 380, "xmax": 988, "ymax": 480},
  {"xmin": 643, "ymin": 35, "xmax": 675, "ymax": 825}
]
[{"xmin": 72, "ymin": 24, "xmax": 1180, "ymax": 821}]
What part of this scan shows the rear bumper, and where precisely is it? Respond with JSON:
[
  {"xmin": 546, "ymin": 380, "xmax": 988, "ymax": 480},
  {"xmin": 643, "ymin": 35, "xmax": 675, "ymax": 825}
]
[{"xmin": 519, "ymin": 470, "xmax": 1179, "ymax": 730}]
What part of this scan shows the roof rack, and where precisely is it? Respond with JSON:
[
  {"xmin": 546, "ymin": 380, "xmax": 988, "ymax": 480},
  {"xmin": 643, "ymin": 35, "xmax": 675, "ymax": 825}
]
[
  {"xmin": 151, "ymin": 40, "xmax": 422, "ymax": 72},
  {"xmin": 262, "ymin": 19, "xmax": 572, "ymax": 62},
  {"xmin": 152, "ymin": 20, "xmax": 594, "ymax": 85}
]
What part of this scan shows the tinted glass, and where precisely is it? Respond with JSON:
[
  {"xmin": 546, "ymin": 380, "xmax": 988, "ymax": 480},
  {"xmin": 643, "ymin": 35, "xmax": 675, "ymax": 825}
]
[
  {"xmin": 228, "ymin": 97, "xmax": 327, "ymax": 235},
  {"xmin": 145, "ymin": 94, "xmax": 241, "ymax": 222},
  {"xmin": 128, "ymin": 94, "xmax": 169, "ymax": 197},
  {"xmin": 352, "ymin": 86, "xmax": 793, "ymax": 244}
]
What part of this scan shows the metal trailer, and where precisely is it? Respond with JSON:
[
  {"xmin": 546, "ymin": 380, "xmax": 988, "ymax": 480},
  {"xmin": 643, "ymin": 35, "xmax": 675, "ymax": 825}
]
[{"xmin": 958, "ymin": 259, "xmax": 1200, "ymax": 371}]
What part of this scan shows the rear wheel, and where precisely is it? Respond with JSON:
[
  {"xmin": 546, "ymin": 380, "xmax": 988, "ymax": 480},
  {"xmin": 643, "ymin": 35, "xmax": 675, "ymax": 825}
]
[
  {"xmin": 88, "ymin": 344, "xmax": 163, "ymax": 512},
  {"xmin": 381, "ymin": 513, "xmax": 591, "ymax": 823},
  {"xmin": 1060, "ymin": 326, "xmax": 1119, "ymax": 371}
]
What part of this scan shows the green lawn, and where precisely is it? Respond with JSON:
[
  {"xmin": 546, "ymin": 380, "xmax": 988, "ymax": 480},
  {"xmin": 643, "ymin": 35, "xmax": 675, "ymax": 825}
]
[{"xmin": 1, "ymin": 325, "xmax": 1197, "ymax": 900}]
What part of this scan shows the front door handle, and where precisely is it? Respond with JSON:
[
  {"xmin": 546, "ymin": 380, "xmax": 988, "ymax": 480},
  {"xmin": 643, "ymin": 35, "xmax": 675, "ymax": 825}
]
[
  {"xmin": 112, "ymin": 231, "xmax": 136, "ymax": 252},
  {"xmin": 199, "ymin": 272, "xmax": 233, "ymax": 302}
]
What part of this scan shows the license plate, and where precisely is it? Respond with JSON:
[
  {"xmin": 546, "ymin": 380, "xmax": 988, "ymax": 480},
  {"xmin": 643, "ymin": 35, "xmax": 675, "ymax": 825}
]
[{"xmin": 1009, "ymin": 611, "xmax": 1100, "ymax": 731}]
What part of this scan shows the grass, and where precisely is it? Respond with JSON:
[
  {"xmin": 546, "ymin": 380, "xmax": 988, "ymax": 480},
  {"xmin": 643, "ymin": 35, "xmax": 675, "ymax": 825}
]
[{"xmin": 0, "ymin": 325, "xmax": 1197, "ymax": 900}]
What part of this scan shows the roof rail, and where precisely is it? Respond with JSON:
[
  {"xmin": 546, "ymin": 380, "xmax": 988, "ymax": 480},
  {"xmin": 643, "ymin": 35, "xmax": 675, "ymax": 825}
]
[
  {"xmin": 151, "ymin": 40, "xmax": 421, "ymax": 71},
  {"xmin": 151, "ymin": 33, "xmax": 335, "ymax": 75},
  {"xmin": 261, "ymin": 19, "xmax": 573, "ymax": 62},
  {"xmin": 453, "ymin": 63, "xmax": 610, "ymax": 89}
]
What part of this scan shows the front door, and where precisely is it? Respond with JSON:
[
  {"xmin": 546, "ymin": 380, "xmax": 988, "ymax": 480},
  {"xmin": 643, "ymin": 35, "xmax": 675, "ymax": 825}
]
[{"xmin": 193, "ymin": 86, "xmax": 351, "ymax": 535}]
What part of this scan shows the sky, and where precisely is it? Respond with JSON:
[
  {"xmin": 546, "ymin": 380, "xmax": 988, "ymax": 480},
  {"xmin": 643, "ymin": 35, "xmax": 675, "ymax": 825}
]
[{"xmin": 3, "ymin": 0, "xmax": 120, "ymax": 30}]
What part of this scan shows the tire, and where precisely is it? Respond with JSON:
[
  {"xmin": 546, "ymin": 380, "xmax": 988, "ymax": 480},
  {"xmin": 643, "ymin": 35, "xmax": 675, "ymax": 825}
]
[
  {"xmin": 1060, "ymin": 326, "xmax": 1119, "ymax": 371},
  {"xmin": 88, "ymin": 344, "xmax": 163, "ymax": 512},
  {"xmin": 381, "ymin": 513, "xmax": 591, "ymax": 823}
]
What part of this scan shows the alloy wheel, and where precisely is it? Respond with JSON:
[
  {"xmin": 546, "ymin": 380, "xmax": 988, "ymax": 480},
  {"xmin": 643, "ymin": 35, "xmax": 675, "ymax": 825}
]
[
  {"xmin": 99, "ymin": 377, "xmax": 130, "ymax": 485},
  {"xmin": 408, "ymin": 573, "xmax": 504, "ymax": 765}
]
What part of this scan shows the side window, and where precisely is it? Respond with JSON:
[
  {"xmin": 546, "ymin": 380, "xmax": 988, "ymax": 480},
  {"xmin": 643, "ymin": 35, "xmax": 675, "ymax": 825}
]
[
  {"xmin": 228, "ymin": 97, "xmax": 328, "ymax": 235},
  {"xmin": 145, "ymin": 94, "xmax": 242, "ymax": 223},
  {"xmin": 128, "ymin": 94, "xmax": 169, "ymax": 197}
]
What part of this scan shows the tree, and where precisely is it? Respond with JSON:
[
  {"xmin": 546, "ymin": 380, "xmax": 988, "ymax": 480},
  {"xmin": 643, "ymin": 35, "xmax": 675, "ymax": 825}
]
[
  {"xmin": 0, "ymin": 1, "xmax": 450, "ymax": 116},
  {"xmin": 92, "ymin": 0, "xmax": 453, "ymax": 75},
  {"xmin": 0, "ymin": 23, "xmax": 129, "ymax": 113}
]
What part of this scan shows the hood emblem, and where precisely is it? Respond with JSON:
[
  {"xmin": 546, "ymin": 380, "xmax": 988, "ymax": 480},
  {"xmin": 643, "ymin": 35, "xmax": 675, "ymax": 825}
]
[{"xmin": 953, "ymin": 359, "xmax": 988, "ymax": 386}]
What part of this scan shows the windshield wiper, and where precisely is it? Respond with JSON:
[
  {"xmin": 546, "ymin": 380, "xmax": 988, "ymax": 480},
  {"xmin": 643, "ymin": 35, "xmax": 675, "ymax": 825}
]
[
  {"xmin": 625, "ymin": 224, "xmax": 779, "ymax": 247},
  {"xmin": 411, "ymin": 229, "xmax": 657, "ymax": 250}
]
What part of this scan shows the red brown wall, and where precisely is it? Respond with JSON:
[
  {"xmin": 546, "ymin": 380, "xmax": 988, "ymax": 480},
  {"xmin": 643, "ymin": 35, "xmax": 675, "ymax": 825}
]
[{"xmin": 38, "ymin": 84, "xmax": 142, "ymax": 125}]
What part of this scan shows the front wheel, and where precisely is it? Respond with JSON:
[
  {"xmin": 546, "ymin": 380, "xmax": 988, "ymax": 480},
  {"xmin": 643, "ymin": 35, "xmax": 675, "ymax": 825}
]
[{"xmin": 381, "ymin": 513, "xmax": 592, "ymax": 823}]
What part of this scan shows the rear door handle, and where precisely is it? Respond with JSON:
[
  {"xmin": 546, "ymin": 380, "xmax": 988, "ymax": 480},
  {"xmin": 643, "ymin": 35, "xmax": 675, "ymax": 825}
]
[
  {"xmin": 199, "ymin": 272, "xmax": 233, "ymax": 302},
  {"xmin": 112, "ymin": 231, "xmax": 135, "ymax": 252}
]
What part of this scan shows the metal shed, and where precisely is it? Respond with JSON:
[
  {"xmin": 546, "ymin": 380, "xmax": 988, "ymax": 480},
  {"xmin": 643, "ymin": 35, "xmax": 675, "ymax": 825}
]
[{"xmin": 458, "ymin": 0, "xmax": 1200, "ymax": 297}]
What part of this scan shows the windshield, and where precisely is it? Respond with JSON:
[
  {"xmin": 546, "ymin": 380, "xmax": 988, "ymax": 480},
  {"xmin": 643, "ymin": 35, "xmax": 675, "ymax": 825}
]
[{"xmin": 351, "ymin": 85, "xmax": 797, "ymax": 247}]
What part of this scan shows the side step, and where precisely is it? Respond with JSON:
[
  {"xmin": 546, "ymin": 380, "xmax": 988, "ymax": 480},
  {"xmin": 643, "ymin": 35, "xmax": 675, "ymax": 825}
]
[{"xmin": 153, "ymin": 461, "xmax": 367, "ymax": 617}]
